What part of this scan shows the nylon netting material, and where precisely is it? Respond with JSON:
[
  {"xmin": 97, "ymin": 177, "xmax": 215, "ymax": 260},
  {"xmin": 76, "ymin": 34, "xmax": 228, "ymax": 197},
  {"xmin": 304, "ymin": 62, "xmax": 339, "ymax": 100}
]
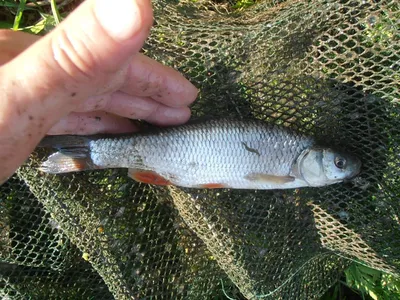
[{"xmin": 1, "ymin": 0, "xmax": 399, "ymax": 298}]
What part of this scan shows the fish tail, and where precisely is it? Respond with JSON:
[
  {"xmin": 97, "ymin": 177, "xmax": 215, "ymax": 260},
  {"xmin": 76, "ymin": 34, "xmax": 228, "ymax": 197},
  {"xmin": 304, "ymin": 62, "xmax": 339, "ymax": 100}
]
[{"xmin": 38, "ymin": 136, "xmax": 98, "ymax": 174}]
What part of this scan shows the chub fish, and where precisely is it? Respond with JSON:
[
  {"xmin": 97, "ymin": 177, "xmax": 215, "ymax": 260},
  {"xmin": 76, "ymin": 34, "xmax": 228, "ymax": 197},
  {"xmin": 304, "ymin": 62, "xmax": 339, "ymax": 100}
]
[{"xmin": 38, "ymin": 119, "xmax": 361, "ymax": 189}]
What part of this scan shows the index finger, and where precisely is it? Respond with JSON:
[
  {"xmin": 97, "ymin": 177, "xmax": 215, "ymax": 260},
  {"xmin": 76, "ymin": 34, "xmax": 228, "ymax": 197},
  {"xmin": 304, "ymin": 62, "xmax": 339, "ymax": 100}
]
[{"xmin": 120, "ymin": 53, "xmax": 198, "ymax": 108}]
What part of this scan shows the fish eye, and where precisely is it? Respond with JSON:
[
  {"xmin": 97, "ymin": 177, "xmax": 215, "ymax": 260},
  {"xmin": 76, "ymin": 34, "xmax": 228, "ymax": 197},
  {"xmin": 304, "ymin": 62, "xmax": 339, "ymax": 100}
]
[{"xmin": 334, "ymin": 156, "xmax": 346, "ymax": 169}]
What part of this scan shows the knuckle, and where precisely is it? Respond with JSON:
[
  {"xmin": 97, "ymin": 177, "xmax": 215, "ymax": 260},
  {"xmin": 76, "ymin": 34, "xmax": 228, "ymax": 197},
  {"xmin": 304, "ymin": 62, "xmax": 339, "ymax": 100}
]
[
  {"xmin": 140, "ymin": 69, "xmax": 164, "ymax": 95},
  {"xmin": 143, "ymin": 101, "xmax": 161, "ymax": 120},
  {"xmin": 49, "ymin": 27, "xmax": 97, "ymax": 83},
  {"xmin": 130, "ymin": 57, "xmax": 164, "ymax": 96}
]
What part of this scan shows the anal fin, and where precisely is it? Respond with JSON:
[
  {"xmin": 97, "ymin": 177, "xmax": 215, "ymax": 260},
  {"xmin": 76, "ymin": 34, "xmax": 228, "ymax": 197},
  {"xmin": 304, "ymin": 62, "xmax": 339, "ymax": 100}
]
[
  {"xmin": 198, "ymin": 183, "xmax": 227, "ymax": 189},
  {"xmin": 128, "ymin": 169, "xmax": 171, "ymax": 186}
]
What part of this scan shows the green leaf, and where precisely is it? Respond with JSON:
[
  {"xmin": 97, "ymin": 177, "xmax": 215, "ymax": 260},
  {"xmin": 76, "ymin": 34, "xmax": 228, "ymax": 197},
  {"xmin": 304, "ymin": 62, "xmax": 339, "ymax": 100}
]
[
  {"xmin": 24, "ymin": 19, "xmax": 46, "ymax": 35},
  {"xmin": 23, "ymin": 13, "xmax": 60, "ymax": 35}
]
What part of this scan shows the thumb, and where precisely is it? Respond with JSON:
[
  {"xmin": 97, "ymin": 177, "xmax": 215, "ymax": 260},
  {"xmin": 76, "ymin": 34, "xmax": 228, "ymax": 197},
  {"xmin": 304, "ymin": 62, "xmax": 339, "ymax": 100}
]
[{"xmin": 6, "ymin": 0, "xmax": 153, "ymax": 113}]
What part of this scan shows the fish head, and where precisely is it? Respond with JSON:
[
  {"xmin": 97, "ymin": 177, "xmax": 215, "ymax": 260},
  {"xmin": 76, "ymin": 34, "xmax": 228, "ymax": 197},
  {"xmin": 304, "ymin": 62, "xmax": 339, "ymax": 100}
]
[{"xmin": 293, "ymin": 147, "xmax": 361, "ymax": 187}]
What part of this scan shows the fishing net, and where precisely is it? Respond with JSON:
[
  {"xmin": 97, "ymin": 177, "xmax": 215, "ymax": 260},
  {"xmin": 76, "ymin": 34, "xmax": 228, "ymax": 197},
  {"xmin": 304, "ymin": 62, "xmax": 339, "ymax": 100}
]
[{"xmin": 1, "ymin": 0, "xmax": 399, "ymax": 298}]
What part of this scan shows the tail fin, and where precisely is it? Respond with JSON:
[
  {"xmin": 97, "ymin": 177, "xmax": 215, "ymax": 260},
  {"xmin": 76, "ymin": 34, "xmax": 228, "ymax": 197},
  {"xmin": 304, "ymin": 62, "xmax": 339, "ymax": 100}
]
[{"xmin": 38, "ymin": 135, "xmax": 97, "ymax": 174}]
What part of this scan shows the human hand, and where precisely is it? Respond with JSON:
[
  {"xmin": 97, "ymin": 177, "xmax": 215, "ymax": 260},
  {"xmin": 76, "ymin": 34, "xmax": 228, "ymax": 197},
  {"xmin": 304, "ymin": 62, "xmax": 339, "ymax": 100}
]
[{"xmin": 0, "ymin": 0, "xmax": 198, "ymax": 184}]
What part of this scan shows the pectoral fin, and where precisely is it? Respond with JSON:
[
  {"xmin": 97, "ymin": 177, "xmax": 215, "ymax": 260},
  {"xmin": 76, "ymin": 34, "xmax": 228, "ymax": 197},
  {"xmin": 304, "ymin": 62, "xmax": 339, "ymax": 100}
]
[
  {"xmin": 128, "ymin": 169, "xmax": 171, "ymax": 186},
  {"xmin": 245, "ymin": 173, "xmax": 295, "ymax": 184}
]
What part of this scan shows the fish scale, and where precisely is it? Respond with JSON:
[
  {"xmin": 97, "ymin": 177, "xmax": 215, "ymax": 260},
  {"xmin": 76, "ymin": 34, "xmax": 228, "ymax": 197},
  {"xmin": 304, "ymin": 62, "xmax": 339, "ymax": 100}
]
[{"xmin": 39, "ymin": 119, "xmax": 361, "ymax": 189}]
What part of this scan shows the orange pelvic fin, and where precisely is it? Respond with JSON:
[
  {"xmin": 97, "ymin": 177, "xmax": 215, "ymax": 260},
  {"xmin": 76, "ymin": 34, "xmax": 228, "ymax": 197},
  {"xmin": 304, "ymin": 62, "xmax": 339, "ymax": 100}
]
[
  {"xmin": 128, "ymin": 169, "xmax": 171, "ymax": 186},
  {"xmin": 199, "ymin": 183, "xmax": 227, "ymax": 189}
]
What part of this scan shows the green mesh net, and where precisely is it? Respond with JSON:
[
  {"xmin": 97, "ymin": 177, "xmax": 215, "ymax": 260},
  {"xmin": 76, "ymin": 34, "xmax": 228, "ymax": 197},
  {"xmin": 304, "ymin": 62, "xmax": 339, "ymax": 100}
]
[{"xmin": 1, "ymin": 0, "xmax": 400, "ymax": 298}]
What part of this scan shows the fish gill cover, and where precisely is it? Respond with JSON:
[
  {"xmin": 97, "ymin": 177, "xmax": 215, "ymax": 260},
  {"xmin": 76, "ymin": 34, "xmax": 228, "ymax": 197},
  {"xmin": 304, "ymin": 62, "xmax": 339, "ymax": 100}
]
[{"xmin": 1, "ymin": 0, "xmax": 399, "ymax": 299}]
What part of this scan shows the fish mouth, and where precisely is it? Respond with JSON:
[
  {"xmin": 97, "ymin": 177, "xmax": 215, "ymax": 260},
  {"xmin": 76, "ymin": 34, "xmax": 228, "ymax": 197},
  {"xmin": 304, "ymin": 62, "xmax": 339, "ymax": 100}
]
[{"xmin": 346, "ymin": 157, "xmax": 362, "ymax": 181}]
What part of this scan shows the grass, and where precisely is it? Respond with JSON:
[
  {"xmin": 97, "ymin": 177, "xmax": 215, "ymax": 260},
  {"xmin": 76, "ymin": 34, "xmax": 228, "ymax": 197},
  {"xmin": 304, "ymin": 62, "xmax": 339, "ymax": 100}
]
[
  {"xmin": 344, "ymin": 264, "xmax": 400, "ymax": 300},
  {"xmin": 322, "ymin": 263, "xmax": 400, "ymax": 300},
  {"xmin": 12, "ymin": 0, "xmax": 26, "ymax": 30},
  {"xmin": 232, "ymin": 0, "xmax": 256, "ymax": 10},
  {"xmin": 0, "ymin": 0, "xmax": 64, "ymax": 33}
]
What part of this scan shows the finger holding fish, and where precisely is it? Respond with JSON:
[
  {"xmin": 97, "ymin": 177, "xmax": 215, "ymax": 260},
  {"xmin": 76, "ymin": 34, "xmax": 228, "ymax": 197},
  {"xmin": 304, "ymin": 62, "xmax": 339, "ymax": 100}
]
[
  {"xmin": 49, "ymin": 91, "xmax": 192, "ymax": 135},
  {"xmin": 47, "ymin": 111, "xmax": 139, "ymax": 135},
  {"xmin": 75, "ymin": 91, "xmax": 191, "ymax": 126},
  {"xmin": 120, "ymin": 54, "xmax": 198, "ymax": 108}
]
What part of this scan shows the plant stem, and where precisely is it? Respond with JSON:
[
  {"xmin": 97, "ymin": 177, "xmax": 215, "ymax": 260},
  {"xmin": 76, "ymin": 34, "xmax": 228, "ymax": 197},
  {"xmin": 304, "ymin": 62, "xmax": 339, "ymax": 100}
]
[{"xmin": 50, "ymin": 0, "xmax": 62, "ymax": 25}]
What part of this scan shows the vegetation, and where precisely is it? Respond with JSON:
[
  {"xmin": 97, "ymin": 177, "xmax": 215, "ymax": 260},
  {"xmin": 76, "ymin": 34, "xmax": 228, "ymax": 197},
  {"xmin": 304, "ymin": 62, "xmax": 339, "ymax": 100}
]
[
  {"xmin": 322, "ymin": 263, "xmax": 400, "ymax": 300},
  {"xmin": 232, "ymin": 0, "xmax": 255, "ymax": 10},
  {"xmin": 0, "ymin": 0, "xmax": 64, "ymax": 33}
]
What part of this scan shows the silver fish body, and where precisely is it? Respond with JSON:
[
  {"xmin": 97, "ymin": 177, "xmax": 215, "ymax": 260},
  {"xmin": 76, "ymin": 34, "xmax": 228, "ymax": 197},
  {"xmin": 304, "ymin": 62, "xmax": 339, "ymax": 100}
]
[{"xmin": 39, "ymin": 119, "xmax": 361, "ymax": 189}]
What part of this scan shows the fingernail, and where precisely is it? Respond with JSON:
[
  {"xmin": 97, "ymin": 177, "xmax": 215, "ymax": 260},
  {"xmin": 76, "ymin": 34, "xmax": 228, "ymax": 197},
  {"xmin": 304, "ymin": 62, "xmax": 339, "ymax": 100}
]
[{"xmin": 95, "ymin": 0, "xmax": 144, "ymax": 42}]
